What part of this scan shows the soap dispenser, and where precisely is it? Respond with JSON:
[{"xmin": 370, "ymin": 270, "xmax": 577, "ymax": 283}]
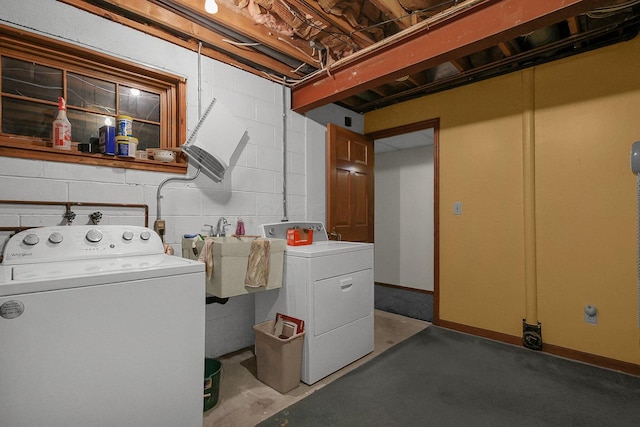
[{"xmin": 235, "ymin": 218, "xmax": 245, "ymax": 236}]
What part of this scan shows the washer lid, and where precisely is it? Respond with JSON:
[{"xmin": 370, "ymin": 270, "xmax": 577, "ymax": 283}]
[{"xmin": 0, "ymin": 254, "xmax": 203, "ymax": 296}]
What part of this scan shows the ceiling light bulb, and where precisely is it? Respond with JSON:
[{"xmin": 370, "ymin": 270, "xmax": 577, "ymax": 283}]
[
  {"xmin": 130, "ymin": 88, "xmax": 140, "ymax": 96},
  {"xmin": 204, "ymin": 0, "xmax": 218, "ymax": 14}
]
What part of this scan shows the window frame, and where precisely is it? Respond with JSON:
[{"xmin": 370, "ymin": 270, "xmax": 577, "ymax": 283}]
[{"xmin": 0, "ymin": 24, "xmax": 187, "ymax": 174}]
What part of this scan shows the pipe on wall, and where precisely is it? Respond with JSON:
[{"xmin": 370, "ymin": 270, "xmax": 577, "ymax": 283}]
[
  {"xmin": 281, "ymin": 82, "xmax": 288, "ymax": 222},
  {"xmin": 0, "ymin": 200, "xmax": 149, "ymax": 230},
  {"xmin": 522, "ymin": 68, "xmax": 542, "ymax": 350},
  {"xmin": 198, "ymin": 41, "xmax": 203, "ymax": 118}
]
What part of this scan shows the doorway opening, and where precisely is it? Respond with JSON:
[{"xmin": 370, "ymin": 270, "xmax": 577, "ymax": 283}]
[{"xmin": 367, "ymin": 119, "xmax": 440, "ymax": 323}]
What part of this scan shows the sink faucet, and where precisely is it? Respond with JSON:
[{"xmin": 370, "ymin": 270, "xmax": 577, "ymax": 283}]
[
  {"xmin": 214, "ymin": 217, "xmax": 230, "ymax": 237},
  {"xmin": 329, "ymin": 227, "xmax": 342, "ymax": 241}
]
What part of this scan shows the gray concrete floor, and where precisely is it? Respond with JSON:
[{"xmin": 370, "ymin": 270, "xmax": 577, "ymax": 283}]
[{"xmin": 203, "ymin": 310, "xmax": 429, "ymax": 427}]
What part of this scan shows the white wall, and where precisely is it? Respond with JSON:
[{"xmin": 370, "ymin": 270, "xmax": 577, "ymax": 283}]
[
  {"xmin": 374, "ymin": 145, "xmax": 434, "ymax": 291},
  {"xmin": 0, "ymin": 0, "xmax": 333, "ymax": 358}
]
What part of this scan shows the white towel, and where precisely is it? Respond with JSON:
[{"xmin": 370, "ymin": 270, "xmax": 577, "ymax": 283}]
[{"xmin": 197, "ymin": 237, "xmax": 216, "ymax": 280}]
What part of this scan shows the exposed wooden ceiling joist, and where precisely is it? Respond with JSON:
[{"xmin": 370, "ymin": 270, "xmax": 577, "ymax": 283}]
[
  {"xmin": 287, "ymin": 0, "xmax": 378, "ymax": 48},
  {"xmin": 170, "ymin": 0, "xmax": 318, "ymax": 65},
  {"xmin": 58, "ymin": 0, "xmax": 640, "ymax": 113},
  {"xmin": 368, "ymin": 0, "xmax": 413, "ymax": 29},
  {"xmin": 291, "ymin": 0, "xmax": 616, "ymax": 112}
]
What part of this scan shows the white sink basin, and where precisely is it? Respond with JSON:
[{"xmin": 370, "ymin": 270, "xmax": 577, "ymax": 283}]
[{"xmin": 182, "ymin": 236, "xmax": 286, "ymax": 298}]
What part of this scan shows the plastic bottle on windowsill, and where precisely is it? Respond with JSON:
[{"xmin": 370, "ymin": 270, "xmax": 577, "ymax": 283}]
[{"xmin": 52, "ymin": 97, "xmax": 72, "ymax": 150}]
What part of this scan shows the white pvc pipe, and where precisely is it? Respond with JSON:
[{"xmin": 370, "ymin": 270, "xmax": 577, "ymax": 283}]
[
  {"xmin": 282, "ymin": 82, "xmax": 288, "ymax": 221},
  {"xmin": 522, "ymin": 68, "xmax": 538, "ymax": 326}
]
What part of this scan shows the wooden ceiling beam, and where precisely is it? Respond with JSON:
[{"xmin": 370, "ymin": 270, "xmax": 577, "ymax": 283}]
[
  {"xmin": 63, "ymin": 0, "xmax": 310, "ymax": 78},
  {"xmin": 368, "ymin": 0, "xmax": 413, "ymax": 30},
  {"xmin": 406, "ymin": 72, "xmax": 428, "ymax": 86},
  {"xmin": 171, "ymin": 0, "xmax": 318, "ymax": 64},
  {"xmin": 567, "ymin": 16, "xmax": 581, "ymax": 35},
  {"xmin": 59, "ymin": 0, "xmax": 279, "ymax": 79},
  {"xmin": 291, "ymin": 0, "xmax": 613, "ymax": 112},
  {"xmin": 498, "ymin": 39, "xmax": 522, "ymax": 57},
  {"xmin": 450, "ymin": 57, "xmax": 472, "ymax": 72},
  {"xmin": 287, "ymin": 0, "xmax": 377, "ymax": 48}
]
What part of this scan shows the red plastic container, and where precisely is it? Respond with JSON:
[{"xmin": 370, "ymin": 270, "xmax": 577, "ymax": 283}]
[{"xmin": 286, "ymin": 228, "xmax": 313, "ymax": 246}]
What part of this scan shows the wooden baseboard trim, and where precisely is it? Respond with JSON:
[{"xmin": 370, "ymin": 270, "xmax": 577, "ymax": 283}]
[
  {"xmin": 435, "ymin": 319, "xmax": 640, "ymax": 376},
  {"xmin": 375, "ymin": 282, "xmax": 434, "ymax": 295},
  {"xmin": 435, "ymin": 319, "xmax": 522, "ymax": 346},
  {"xmin": 542, "ymin": 343, "xmax": 640, "ymax": 376}
]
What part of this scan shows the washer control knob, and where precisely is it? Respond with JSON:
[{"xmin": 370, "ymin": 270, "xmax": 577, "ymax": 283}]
[
  {"xmin": 85, "ymin": 229, "xmax": 103, "ymax": 243},
  {"xmin": 48, "ymin": 232, "xmax": 64, "ymax": 244},
  {"xmin": 267, "ymin": 227, "xmax": 275, "ymax": 236},
  {"xmin": 122, "ymin": 231, "xmax": 134, "ymax": 241},
  {"xmin": 140, "ymin": 231, "xmax": 151, "ymax": 241},
  {"xmin": 23, "ymin": 233, "xmax": 39, "ymax": 246}
]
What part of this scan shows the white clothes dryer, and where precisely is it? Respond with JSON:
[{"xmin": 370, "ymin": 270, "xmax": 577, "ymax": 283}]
[
  {"xmin": 255, "ymin": 222, "xmax": 374, "ymax": 385},
  {"xmin": 0, "ymin": 225, "xmax": 205, "ymax": 427}
]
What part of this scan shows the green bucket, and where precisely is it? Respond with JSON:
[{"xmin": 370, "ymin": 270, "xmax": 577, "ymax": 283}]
[{"xmin": 204, "ymin": 358, "xmax": 222, "ymax": 412}]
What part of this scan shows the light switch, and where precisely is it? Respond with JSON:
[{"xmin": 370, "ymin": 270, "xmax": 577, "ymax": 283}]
[{"xmin": 454, "ymin": 202, "xmax": 462, "ymax": 215}]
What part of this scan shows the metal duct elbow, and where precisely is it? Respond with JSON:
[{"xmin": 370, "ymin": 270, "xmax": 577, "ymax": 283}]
[{"xmin": 182, "ymin": 98, "xmax": 249, "ymax": 182}]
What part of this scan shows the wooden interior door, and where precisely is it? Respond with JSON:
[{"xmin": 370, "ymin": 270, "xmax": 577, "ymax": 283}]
[{"xmin": 327, "ymin": 123, "xmax": 375, "ymax": 243}]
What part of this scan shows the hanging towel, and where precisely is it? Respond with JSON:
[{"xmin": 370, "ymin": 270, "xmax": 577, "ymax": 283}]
[
  {"xmin": 245, "ymin": 238, "xmax": 271, "ymax": 288},
  {"xmin": 198, "ymin": 237, "xmax": 216, "ymax": 280}
]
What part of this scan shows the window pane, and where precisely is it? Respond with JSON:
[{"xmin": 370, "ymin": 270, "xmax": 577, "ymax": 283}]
[
  {"xmin": 0, "ymin": 28, "xmax": 185, "ymax": 171},
  {"xmin": 133, "ymin": 121, "xmax": 160, "ymax": 150},
  {"xmin": 1, "ymin": 57, "xmax": 62, "ymax": 102},
  {"xmin": 119, "ymin": 86, "xmax": 160, "ymax": 122},
  {"xmin": 68, "ymin": 73, "xmax": 116, "ymax": 115},
  {"xmin": 2, "ymin": 97, "xmax": 54, "ymax": 138},
  {"xmin": 67, "ymin": 109, "xmax": 113, "ymax": 146}
]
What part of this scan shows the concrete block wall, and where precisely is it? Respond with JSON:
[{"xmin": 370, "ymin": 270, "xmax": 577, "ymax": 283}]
[{"xmin": 0, "ymin": 0, "xmax": 318, "ymax": 358}]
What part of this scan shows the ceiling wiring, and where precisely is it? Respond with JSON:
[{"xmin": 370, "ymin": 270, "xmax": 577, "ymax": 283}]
[
  {"xmin": 585, "ymin": 0, "xmax": 640, "ymax": 18},
  {"xmin": 222, "ymin": 38, "xmax": 261, "ymax": 46},
  {"xmin": 277, "ymin": 36, "xmax": 322, "ymax": 64}
]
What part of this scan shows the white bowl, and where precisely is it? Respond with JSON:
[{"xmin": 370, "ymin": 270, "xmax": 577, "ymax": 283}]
[{"xmin": 154, "ymin": 150, "xmax": 175, "ymax": 162}]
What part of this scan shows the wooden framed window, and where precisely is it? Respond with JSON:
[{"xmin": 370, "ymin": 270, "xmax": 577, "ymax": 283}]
[{"xmin": 0, "ymin": 24, "xmax": 187, "ymax": 173}]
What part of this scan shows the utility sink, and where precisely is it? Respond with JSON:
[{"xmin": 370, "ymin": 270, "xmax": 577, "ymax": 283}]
[
  {"xmin": 209, "ymin": 236, "xmax": 256, "ymax": 243},
  {"xmin": 181, "ymin": 236, "xmax": 286, "ymax": 298}
]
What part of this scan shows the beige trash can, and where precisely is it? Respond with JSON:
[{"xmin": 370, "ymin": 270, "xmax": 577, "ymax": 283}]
[{"xmin": 253, "ymin": 320, "xmax": 305, "ymax": 393}]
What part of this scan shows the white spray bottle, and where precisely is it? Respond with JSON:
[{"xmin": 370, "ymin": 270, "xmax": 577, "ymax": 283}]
[{"xmin": 52, "ymin": 97, "xmax": 71, "ymax": 150}]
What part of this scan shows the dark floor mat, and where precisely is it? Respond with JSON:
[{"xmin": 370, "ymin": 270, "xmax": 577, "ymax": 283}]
[
  {"xmin": 258, "ymin": 326, "xmax": 640, "ymax": 427},
  {"xmin": 374, "ymin": 285, "xmax": 433, "ymax": 322}
]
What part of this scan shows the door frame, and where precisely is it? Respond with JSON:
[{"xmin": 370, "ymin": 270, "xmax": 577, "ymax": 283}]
[{"xmin": 365, "ymin": 118, "xmax": 441, "ymax": 324}]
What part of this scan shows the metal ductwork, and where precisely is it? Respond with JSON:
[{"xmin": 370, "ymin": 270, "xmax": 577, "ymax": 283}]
[{"xmin": 182, "ymin": 98, "xmax": 249, "ymax": 182}]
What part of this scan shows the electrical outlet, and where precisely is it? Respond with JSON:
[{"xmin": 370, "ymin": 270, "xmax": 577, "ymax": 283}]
[
  {"xmin": 454, "ymin": 202, "xmax": 462, "ymax": 215},
  {"xmin": 154, "ymin": 219, "xmax": 166, "ymax": 236},
  {"xmin": 584, "ymin": 305, "xmax": 598, "ymax": 324}
]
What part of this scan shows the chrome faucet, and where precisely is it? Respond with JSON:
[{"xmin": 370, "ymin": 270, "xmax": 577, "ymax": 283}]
[
  {"xmin": 329, "ymin": 227, "xmax": 342, "ymax": 241},
  {"xmin": 214, "ymin": 217, "xmax": 230, "ymax": 237}
]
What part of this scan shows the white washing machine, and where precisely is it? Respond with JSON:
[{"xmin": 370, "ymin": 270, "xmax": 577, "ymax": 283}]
[
  {"xmin": 0, "ymin": 225, "xmax": 205, "ymax": 427},
  {"xmin": 255, "ymin": 222, "xmax": 374, "ymax": 385}
]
